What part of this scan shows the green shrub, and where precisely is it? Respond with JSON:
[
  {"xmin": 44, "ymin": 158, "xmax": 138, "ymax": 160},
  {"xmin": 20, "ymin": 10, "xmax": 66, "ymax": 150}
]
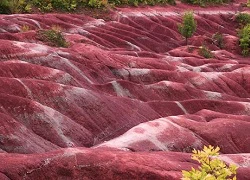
[
  {"xmin": 134, "ymin": 0, "xmax": 176, "ymax": 6},
  {"xmin": 88, "ymin": 0, "xmax": 108, "ymax": 8},
  {"xmin": 0, "ymin": 0, "xmax": 31, "ymax": 14},
  {"xmin": 238, "ymin": 24, "xmax": 250, "ymax": 56},
  {"xmin": 108, "ymin": 0, "xmax": 122, "ymax": 5},
  {"xmin": 236, "ymin": 13, "xmax": 250, "ymax": 27},
  {"xmin": 178, "ymin": 11, "xmax": 197, "ymax": 45},
  {"xmin": 181, "ymin": 0, "xmax": 229, "ymax": 7},
  {"xmin": 199, "ymin": 45, "xmax": 214, "ymax": 58},
  {"xmin": 167, "ymin": 0, "xmax": 176, "ymax": 5},
  {"xmin": 52, "ymin": 0, "xmax": 77, "ymax": 10},
  {"xmin": 0, "ymin": 0, "xmax": 11, "ymax": 14},
  {"xmin": 32, "ymin": 0, "xmax": 79, "ymax": 12},
  {"xmin": 154, "ymin": 0, "xmax": 176, "ymax": 5},
  {"xmin": 182, "ymin": 145, "xmax": 238, "ymax": 180},
  {"xmin": 37, "ymin": 26, "xmax": 69, "ymax": 47}
]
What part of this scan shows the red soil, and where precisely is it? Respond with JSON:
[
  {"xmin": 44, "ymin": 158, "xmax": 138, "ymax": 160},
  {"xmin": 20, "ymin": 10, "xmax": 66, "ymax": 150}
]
[{"xmin": 0, "ymin": 1, "xmax": 250, "ymax": 179}]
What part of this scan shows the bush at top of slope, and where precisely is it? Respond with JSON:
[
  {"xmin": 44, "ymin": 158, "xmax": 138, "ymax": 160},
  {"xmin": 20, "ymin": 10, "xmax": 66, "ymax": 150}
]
[
  {"xmin": 0, "ymin": 0, "xmax": 31, "ymax": 14},
  {"xmin": 236, "ymin": 13, "xmax": 250, "ymax": 27},
  {"xmin": 0, "ymin": 0, "xmax": 176, "ymax": 14},
  {"xmin": 238, "ymin": 24, "xmax": 250, "ymax": 57},
  {"xmin": 181, "ymin": 0, "xmax": 231, "ymax": 7}
]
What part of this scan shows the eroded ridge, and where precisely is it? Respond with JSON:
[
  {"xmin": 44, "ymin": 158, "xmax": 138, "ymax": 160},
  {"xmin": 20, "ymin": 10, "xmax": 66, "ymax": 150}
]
[{"xmin": 0, "ymin": 3, "xmax": 250, "ymax": 179}]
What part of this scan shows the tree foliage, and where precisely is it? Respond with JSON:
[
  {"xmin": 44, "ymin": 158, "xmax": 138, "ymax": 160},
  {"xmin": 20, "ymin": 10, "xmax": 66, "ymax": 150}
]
[
  {"xmin": 182, "ymin": 145, "xmax": 238, "ymax": 180},
  {"xmin": 238, "ymin": 24, "xmax": 250, "ymax": 56},
  {"xmin": 178, "ymin": 11, "xmax": 197, "ymax": 45}
]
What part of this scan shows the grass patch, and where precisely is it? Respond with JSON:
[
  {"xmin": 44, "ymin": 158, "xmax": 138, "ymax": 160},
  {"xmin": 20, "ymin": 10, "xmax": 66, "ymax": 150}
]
[{"xmin": 212, "ymin": 32, "xmax": 224, "ymax": 49}]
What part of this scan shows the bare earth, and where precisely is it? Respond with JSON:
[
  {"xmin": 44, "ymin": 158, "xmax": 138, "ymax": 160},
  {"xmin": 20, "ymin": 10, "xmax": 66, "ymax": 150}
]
[{"xmin": 0, "ymin": 1, "xmax": 250, "ymax": 179}]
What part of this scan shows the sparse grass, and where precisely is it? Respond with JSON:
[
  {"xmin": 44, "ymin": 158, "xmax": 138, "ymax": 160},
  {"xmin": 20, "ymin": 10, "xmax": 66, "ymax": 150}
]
[
  {"xmin": 187, "ymin": 46, "xmax": 195, "ymax": 53},
  {"xmin": 20, "ymin": 24, "xmax": 30, "ymax": 32},
  {"xmin": 212, "ymin": 32, "xmax": 224, "ymax": 49},
  {"xmin": 37, "ymin": 27, "xmax": 69, "ymax": 47},
  {"xmin": 199, "ymin": 45, "xmax": 214, "ymax": 58}
]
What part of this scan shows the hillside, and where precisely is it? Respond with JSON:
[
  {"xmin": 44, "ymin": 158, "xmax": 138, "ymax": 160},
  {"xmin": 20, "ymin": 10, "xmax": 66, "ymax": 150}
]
[{"xmin": 0, "ymin": 1, "xmax": 250, "ymax": 179}]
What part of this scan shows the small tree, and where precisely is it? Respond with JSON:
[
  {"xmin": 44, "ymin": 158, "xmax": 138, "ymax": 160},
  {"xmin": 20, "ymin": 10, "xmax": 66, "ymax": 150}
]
[
  {"xmin": 178, "ymin": 11, "xmax": 197, "ymax": 45},
  {"xmin": 182, "ymin": 145, "xmax": 238, "ymax": 180}
]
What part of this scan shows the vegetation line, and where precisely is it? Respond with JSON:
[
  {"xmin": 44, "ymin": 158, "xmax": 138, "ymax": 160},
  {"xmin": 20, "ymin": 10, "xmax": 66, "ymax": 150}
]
[{"xmin": 0, "ymin": 0, "xmax": 235, "ymax": 14}]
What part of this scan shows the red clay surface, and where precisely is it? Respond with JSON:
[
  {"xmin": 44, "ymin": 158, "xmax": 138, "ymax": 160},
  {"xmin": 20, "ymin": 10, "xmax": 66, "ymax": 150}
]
[{"xmin": 0, "ymin": 1, "xmax": 250, "ymax": 179}]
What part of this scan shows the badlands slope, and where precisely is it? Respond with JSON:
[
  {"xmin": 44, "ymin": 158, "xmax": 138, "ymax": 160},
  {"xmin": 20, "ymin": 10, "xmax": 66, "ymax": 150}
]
[{"xmin": 0, "ymin": 2, "xmax": 250, "ymax": 179}]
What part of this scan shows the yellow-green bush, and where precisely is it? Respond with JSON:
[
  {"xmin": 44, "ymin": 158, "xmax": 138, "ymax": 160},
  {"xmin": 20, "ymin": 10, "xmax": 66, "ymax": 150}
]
[{"xmin": 182, "ymin": 145, "xmax": 238, "ymax": 180}]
